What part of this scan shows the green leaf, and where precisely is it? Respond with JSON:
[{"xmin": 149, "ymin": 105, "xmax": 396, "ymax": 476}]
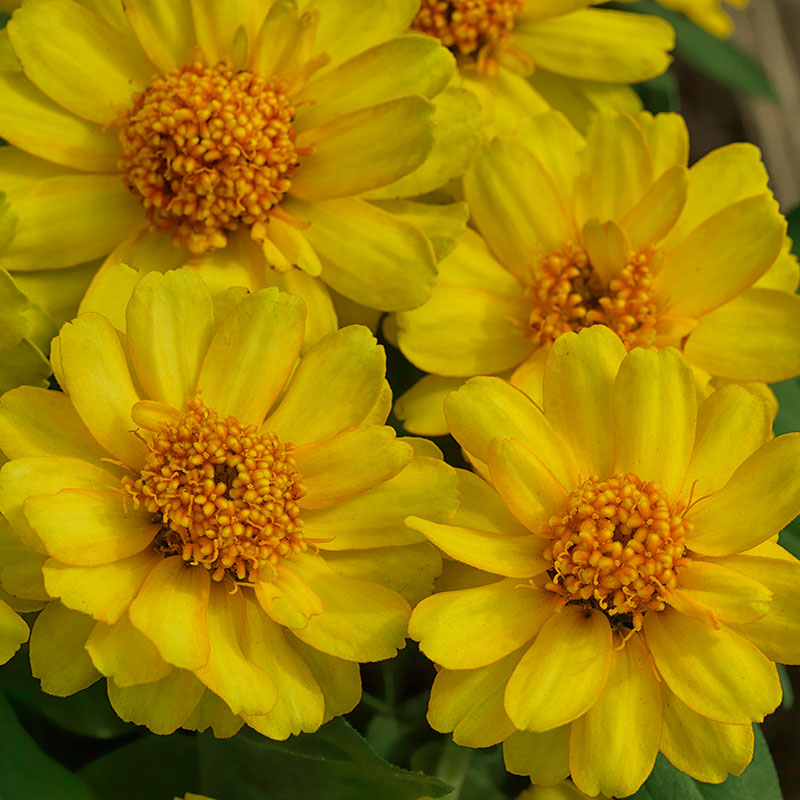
[
  {"xmin": 631, "ymin": 726, "xmax": 782, "ymax": 800},
  {"xmin": 81, "ymin": 718, "xmax": 452, "ymax": 800},
  {"xmin": 623, "ymin": 0, "xmax": 777, "ymax": 100},
  {"xmin": 0, "ymin": 690, "xmax": 96, "ymax": 800},
  {"xmin": 635, "ymin": 70, "xmax": 681, "ymax": 114},
  {"xmin": 785, "ymin": 206, "xmax": 800, "ymax": 255}
]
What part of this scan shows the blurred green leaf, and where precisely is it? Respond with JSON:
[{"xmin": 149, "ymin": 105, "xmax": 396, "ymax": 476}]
[
  {"xmin": 777, "ymin": 664, "xmax": 794, "ymax": 710},
  {"xmin": 0, "ymin": 690, "xmax": 96, "ymax": 800},
  {"xmin": 631, "ymin": 726, "xmax": 781, "ymax": 799},
  {"xmin": 81, "ymin": 718, "xmax": 452, "ymax": 800},
  {"xmin": 635, "ymin": 70, "xmax": 681, "ymax": 114},
  {"xmin": 786, "ymin": 206, "xmax": 800, "ymax": 253},
  {"xmin": 623, "ymin": 0, "xmax": 777, "ymax": 100}
]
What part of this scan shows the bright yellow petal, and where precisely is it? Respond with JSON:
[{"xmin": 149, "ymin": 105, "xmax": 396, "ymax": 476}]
[
  {"xmin": 125, "ymin": 271, "xmax": 215, "ymax": 409},
  {"xmin": 188, "ymin": 0, "xmax": 267, "ymax": 66},
  {"xmin": 0, "ymin": 598, "xmax": 28, "ymax": 664},
  {"xmin": 569, "ymin": 633, "xmax": 660, "ymax": 798},
  {"xmin": 504, "ymin": 606, "xmax": 611, "ymax": 731},
  {"xmin": 660, "ymin": 685, "xmax": 754, "ymax": 783},
  {"xmin": 123, "ymin": 0, "xmax": 195, "ymax": 73},
  {"xmin": 393, "ymin": 374, "xmax": 462, "ymax": 437},
  {"xmin": 128, "ymin": 557, "xmax": 211, "ymax": 671},
  {"xmin": 265, "ymin": 326, "xmax": 385, "ymax": 446},
  {"xmin": 194, "ymin": 583, "xmax": 278, "ymax": 716},
  {"xmin": 620, "ymin": 164, "xmax": 688, "ymax": 249},
  {"xmin": 107, "ymin": 669, "xmax": 205, "ymax": 734},
  {"xmin": 510, "ymin": 347, "xmax": 549, "ymax": 410},
  {"xmin": 580, "ymin": 218, "xmax": 630, "ymax": 284},
  {"xmin": 42, "ymin": 549, "xmax": 159, "ymax": 623},
  {"xmin": 294, "ymin": 425, "xmax": 411, "ymax": 509},
  {"xmin": 450, "ymin": 468, "xmax": 531, "ymax": 537},
  {"xmin": 410, "ymin": 578, "xmax": 556, "ymax": 669},
  {"xmin": 655, "ymin": 195, "xmax": 785, "ymax": 317},
  {"xmin": 0, "ymin": 516, "xmax": 47, "ymax": 600},
  {"xmin": 503, "ymin": 727, "xmax": 570, "ymax": 785},
  {"xmin": 261, "ymin": 214, "xmax": 323, "ymax": 276},
  {"xmin": 0, "ymin": 73, "xmax": 120, "ymax": 171},
  {"xmin": 29, "ymin": 602, "xmax": 99, "ymax": 696},
  {"xmin": 196, "ymin": 287, "xmax": 305, "ymax": 426},
  {"xmin": 636, "ymin": 111, "xmax": 689, "ymax": 176},
  {"xmin": 444, "ymin": 376, "xmax": 577, "ymax": 488},
  {"xmin": 613, "ymin": 347, "xmax": 695, "ymax": 498},
  {"xmin": 255, "ymin": 562, "xmax": 323, "ymax": 630},
  {"xmin": 284, "ymin": 196, "xmax": 437, "ymax": 312},
  {"xmin": 284, "ymin": 552, "xmax": 410, "ymax": 662},
  {"xmin": 86, "ymin": 612, "xmax": 173, "ymax": 687},
  {"xmin": 8, "ymin": 0, "xmax": 151, "ymax": 124},
  {"xmin": 405, "ymin": 517, "xmax": 547, "ymax": 578},
  {"xmin": 57, "ymin": 312, "xmax": 144, "ymax": 468},
  {"xmin": 182, "ymin": 689, "xmax": 243, "ymax": 738},
  {"xmin": 687, "ymin": 433, "xmax": 800, "ymax": 555},
  {"xmin": 644, "ymin": 608, "xmax": 781, "ymax": 723},
  {"xmin": 685, "ymin": 384, "xmax": 771, "ymax": 499},
  {"xmin": 428, "ymin": 648, "xmax": 523, "ymax": 748},
  {"xmin": 543, "ymin": 326, "xmax": 626, "ymax": 478}
]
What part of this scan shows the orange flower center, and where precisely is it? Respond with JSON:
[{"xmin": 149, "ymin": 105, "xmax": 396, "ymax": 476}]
[
  {"xmin": 115, "ymin": 61, "xmax": 300, "ymax": 255},
  {"xmin": 543, "ymin": 473, "xmax": 692, "ymax": 630},
  {"xmin": 527, "ymin": 242, "xmax": 658, "ymax": 350},
  {"xmin": 411, "ymin": 0, "xmax": 523, "ymax": 57},
  {"xmin": 123, "ymin": 396, "xmax": 307, "ymax": 583}
]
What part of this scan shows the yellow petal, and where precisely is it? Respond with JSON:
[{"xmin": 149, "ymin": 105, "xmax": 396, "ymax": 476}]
[
  {"xmin": 285, "ymin": 552, "xmax": 410, "ymax": 662},
  {"xmin": 283, "ymin": 196, "xmax": 436, "ymax": 312},
  {"xmin": 240, "ymin": 595, "xmax": 325, "ymax": 739},
  {"xmin": 194, "ymin": 583, "xmax": 278, "ymax": 716},
  {"xmin": 636, "ymin": 111, "xmax": 689, "ymax": 177},
  {"xmin": 654, "ymin": 194, "xmax": 785, "ymax": 317},
  {"xmin": 428, "ymin": 648, "xmax": 523, "ymax": 748},
  {"xmin": 266, "ymin": 326, "xmax": 385, "ymax": 446},
  {"xmin": 580, "ymin": 218, "xmax": 629, "ymax": 284},
  {"xmin": 450, "ymin": 468, "xmax": 533, "ymax": 537},
  {"xmin": 444, "ymin": 376, "xmax": 577, "ymax": 488},
  {"xmin": 543, "ymin": 325, "xmax": 627, "ymax": 479},
  {"xmin": 393, "ymin": 374, "xmax": 462, "ymax": 437},
  {"xmin": 25, "ymin": 489, "xmax": 154, "ymax": 565},
  {"xmin": 510, "ymin": 347, "xmax": 549, "ymax": 410},
  {"xmin": 307, "ymin": 457, "xmax": 455, "ymax": 550},
  {"xmin": 182, "ymin": 689, "xmax": 243, "ymax": 738},
  {"xmin": 620, "ymin": 164, "xmax": 688, "ymax": 249},
  {"xmin": 0, "ymin": 598, "xmax": 28, "ymax": 665},
  {"xmin": 293, "ymin": 97, "xmax": 434, "ymax": 200},
  {"xmin": 613, "ymin": 347, "xmax": 696, "ymax": 498},
  {"xmin": 487, "ymin": 438, "xmax": 568, "ymax": 534},
  {"xmin": 0, "ymin": 516, "xmax": 47, "ymax": 600},
  {"xmin": 86, "ymin": 612, "xmax": 173, "ymax": 687},
  {"xmin": 8, "ymin": 0, "xmax": 151, "ymax": 124},
  {"xmin": 644, "ymin": 608, "xmax": 781, "ymax": 723},
  {"xmin": 57, "ymin": 312, "xmax": 144, "ymax": 468},
  {"xmin": 504, "ymin": 606, "xmax": 611, "ymax": 731},
  {"xmin": 569, "ymin": 633, "xmax": 660, "ymax": 798},
  {"xmin": 128, "ymin": 557, "xmax": 211, "ymax": 671},
  {"xmin": 0, "ymin": 73, "xmax": 120, "ymax": 171},
  {"xmin": 123, "ymin": 0, "xmax": 194, "ymax": 73},
  {"xmin": 410, "ymin": 578, "xmax": 556, "ymax": 669},
  {"xmin": 396, "ymin": 285, "xmax": 533, "ymax": 376},
  {"xmin": 294, "ymin": 425, "xmax": 411, "ymax": 509},
  {"xmin": 261, "ymin": 215, "xmax": 322, "ymax": 276},
  {"xmin": 685, "ymin": 288, "xmax": 800, "ymax": 382},
  {"xmin": 405, "ymin": 517, "xmax": 548, "ymax": 578},
  {"xmin": 660, "ymin": 685, "xmax": 754, "ymax": 783},
  {"xmin": 503, "ymin": 727, "xmax": 570, "ymax": 785},
  {"xmin": 687, "ymin": 433, "xmax": 800, "ymax": 555},
  {"xmin": 107, "ymin": 669, "xmax": 205, "ymax": 734},
  {"xmin": 196, "ymin": 287, "xmax": 305, "ymax": 426},
  {"xmin": 685, "ymin": 384, "xmax": 772, "ymax": 499},
  {"xmin": 3, "ymin": 173, "xmax": 144, "ymax": 270},
  {"xmin": 254, "ymin": 562, "xmax": 323, "ymax": 631},
  {"xmin": 125, "ymin": 271, "xmax": 215, "ymax": 409},
  {"xmin": 29, "ymin": 602, "xmax": 99, "ymax": 696},
  {"xmin": 42, "ymin": 549, "xmax": 159, "ymax": 623},
  {"xmin": 188, "ymin": 0, "xmax": 267, "ymax": 66},
  {"xmin": 464, "ymin": 137, "xmax": 573, "ymax": 278}
]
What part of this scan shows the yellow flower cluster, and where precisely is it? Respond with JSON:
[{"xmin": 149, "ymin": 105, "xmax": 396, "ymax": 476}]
[{"xmin": 0, "ymin": 1, "xmax": 796, "ymax": 799}]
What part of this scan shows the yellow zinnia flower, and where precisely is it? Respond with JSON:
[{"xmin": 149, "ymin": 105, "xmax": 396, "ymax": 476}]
[
  {"xmin": 656, "ymin": 0, "xmax": 748, "ymax": 37},
  {"xmin": 407, "ymin": 325, "xmax": 800, "ymax": 797},
  {"xmin": 409, "ymin": 1, "xmax": 674, "ymax": 133},
  {"xmin": 0, "ymin": 0, "xmax": 475, "ymax": 318},
  {"xmin": 0, "ymin": 270, "xmax": 457, "ymax": 738},
  {"xmin": 394, "ymin": 110, "xmax": 799, "ymax": 434}
]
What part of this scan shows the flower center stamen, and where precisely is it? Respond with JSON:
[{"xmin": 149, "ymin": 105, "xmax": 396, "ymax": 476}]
[
  {"xmin": 528, "ymin": 242, "xmax": 658, "ymax": 350},
  {"xmin": 115, "ymin": 61, "xmax": 300, "ymax": 255},
  {"xmin": 123, "ymin": 396, "xmax": 307, "ymax": 583},
  {"xmin": 542, "ymin": 473, "xmax": 692, "ymax": 631},
  {"xmin": 411, "ymin": 0, "xmax": 523, "ymax": 58}
]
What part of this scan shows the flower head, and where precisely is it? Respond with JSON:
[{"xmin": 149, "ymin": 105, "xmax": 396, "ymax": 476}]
[
  {"xmin": 0, "ymin": 271, "xmax": 457, "ymax": 738},
  {"xmin": 394, "ymin": 111, "xmax": 800, "ymax": 434},
  {"xmin": 407, "ymin": 325, "xmax": 800, "ymax": 796},
  {"xmin": 0, "ymin": 0, "xmax": 475, "ymax": 317}
]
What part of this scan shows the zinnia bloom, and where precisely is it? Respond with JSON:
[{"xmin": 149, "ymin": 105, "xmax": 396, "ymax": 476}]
[
  {"xmin": 0, "ymin": 0, "xmax": 475, "ymax": 318},
  {"xmin": 0, "ymin": 271, "xmax": 457, "ymax": 738},
  {"xmin": 394, "ymin": 110, "xmax": 799, "ymax": 434},
  {"xmin": 409, "ymin": 1, "xmax": 674, "ymax": 133},
  {"xmin": 408, "ymin": 325, "xmax": 800, "ymax": 797}
]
